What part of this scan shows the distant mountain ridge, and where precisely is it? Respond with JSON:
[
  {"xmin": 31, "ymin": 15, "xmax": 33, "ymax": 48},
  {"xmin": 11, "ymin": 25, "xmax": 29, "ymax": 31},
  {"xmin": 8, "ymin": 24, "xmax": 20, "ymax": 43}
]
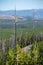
[{"xmin": 0, "ymin": 9, "xmax": 43, "ymax": 18}]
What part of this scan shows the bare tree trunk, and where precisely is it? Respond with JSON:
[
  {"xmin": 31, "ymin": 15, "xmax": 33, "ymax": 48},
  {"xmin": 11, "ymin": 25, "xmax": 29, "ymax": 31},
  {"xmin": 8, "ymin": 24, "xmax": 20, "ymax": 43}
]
[{"xmin": 2, "ymin": 41, "xmax": 5, "ymax": 65}]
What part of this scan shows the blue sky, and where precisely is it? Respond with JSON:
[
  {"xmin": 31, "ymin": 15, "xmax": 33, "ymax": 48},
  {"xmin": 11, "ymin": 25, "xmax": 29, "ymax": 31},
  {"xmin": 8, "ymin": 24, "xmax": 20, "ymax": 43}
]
[{"xmin": 0, "ymin": 0, "xmax": 43, "ymax": 10}]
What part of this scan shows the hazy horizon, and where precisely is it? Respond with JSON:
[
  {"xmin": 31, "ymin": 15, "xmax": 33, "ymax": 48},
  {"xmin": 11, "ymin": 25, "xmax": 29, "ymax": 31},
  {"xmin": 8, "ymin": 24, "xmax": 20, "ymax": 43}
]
[{"xmin": 0, "ymin": 8, "xmax": 43, "ymax": 11}]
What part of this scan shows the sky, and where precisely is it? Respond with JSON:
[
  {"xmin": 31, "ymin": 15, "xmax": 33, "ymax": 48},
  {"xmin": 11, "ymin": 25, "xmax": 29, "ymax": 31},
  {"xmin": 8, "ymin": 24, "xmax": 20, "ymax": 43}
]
[{"xmin": 0, "ymin": 0, "xmax": 43, "ymax": 10}]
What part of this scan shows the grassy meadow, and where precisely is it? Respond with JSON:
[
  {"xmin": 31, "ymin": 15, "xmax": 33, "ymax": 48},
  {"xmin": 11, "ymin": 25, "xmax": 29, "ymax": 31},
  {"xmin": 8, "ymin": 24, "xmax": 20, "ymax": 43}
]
[{"xmin": 0, "ymin": 19, "xmax": 43, "ymax": 40}]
